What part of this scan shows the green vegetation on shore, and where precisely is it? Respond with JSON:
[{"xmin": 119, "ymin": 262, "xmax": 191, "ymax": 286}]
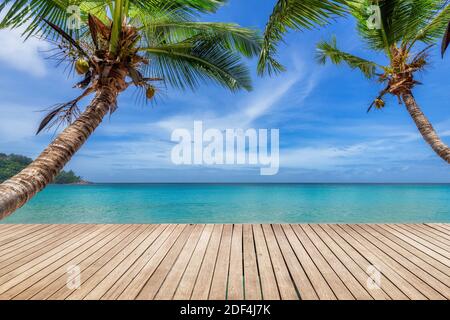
[{"xmin": 0, "ymin": 153, "xmax": 84, "ymax": 184}]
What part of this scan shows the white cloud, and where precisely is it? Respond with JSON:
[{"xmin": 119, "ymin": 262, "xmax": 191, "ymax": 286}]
[
  {"xmin": 0, "ymin": 27, "xmax": 49, "ymax": 77},
  {"xmin": 0, "ymin": 103, "xmax": 41, "ymax": 142},
  {"xmin": 155, "ymin": 61, "xmax": 313, "ymax": 133}
]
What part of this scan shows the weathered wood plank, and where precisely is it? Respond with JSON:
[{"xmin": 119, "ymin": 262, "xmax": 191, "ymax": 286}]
[
  {"xmin": 253, "ymin": 224, "xmax": 280, "ymax": 300},
  {"xmin": 209, "ymin": 224, "xmax": 232, "ymax": 300},
  {"xmin": 0, "ymin": 224, "xmax": 448, "ymax": 301},
  {"xmin": 262, "ymin": 225, "xmax": 298, "ymax": 300},
  {"xmin": 173, "ymin": 224, "xmax": 214, "ymax": 300},
  {"xmin": 190, "ymin": 224, "xmax": 223, "ymax": 300},
  {"xmin": 242, "ymin": 224, "xmax": 262, "ymax": 300}
]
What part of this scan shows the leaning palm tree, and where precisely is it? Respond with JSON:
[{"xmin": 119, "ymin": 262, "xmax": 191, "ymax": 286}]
[
  {"xmin": 0, "ymin": 0, "xmax": 261, "ymax": 219},
  {"xmin": 258, "ymin": 0, "xmax": 349, "ymax": 75},
  {"xmin": 317, "ymin": 0, "xmax": 450, "ymax": 163}
]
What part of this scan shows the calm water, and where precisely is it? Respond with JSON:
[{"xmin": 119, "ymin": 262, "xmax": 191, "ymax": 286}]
[{"xmin": 2, "ymin": 184, "xmax": 450, "ymax": 224}]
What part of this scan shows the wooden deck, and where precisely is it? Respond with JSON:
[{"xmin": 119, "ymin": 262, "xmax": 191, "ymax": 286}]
[{"xmin": 0, "ymin": 224, "xmax": 449, "ymax": 300}]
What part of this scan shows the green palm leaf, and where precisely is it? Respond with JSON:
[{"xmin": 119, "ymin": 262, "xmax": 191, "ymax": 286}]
[
  {"xmin": 0, "ymin": 0, "xmax": 257, "ymax": 93},
  {"xmin": 316, "ymin": 36, "xmax": 379, "ymax": 78},
  {"xmin": 139, "ymin": 21, "xmax": 261, "ymax": 58},
  {"xmin": 142, "ymin": 38, "xmax": 252, "ymax": 91},
  {"xmin": 258, "ymin": 0, "xmax": 348, "ymax": 75},
  {"xmin": 348, "ymin": 0, "xmax": 449, "ymax": 52}
]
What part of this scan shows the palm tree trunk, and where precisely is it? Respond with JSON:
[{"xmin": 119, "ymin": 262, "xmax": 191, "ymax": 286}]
[
  {"xmin": 0, "ymin": 85, "xmax": 118, "ymax": 220},
  {"xmin": 402, "ymin": 91, "xmax": 450, "ymax": 164}
]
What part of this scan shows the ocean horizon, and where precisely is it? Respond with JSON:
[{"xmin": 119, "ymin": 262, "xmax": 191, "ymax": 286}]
[{"xmin": 3, "ymin": 183, "xmax": 449, "ymax": 224}]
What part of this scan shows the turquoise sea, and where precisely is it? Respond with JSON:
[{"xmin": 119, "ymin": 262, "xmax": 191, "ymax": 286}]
[{"xmin": 2, "ymin": 184, "xmax": 450, "ymax": 224}]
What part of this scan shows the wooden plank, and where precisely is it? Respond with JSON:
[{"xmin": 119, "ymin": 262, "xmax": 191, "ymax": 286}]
[
  {"xmin": 380, "ymin": 225, "xmax": 450, "ymax": 266},
  {"xmin": 0, "ymin": 225, "xmax": 109, "ymax": 295},
  {"xmin": 282, "ymin": 224, "xmax": 335, "ymax": 300},
  {"xmin": 262, "ymin": 225, "xmax": 298, "ymax": 300},
  {"xmin": 47, "ymin": 225, "xmax": 146, "ymax": 300},
  {"xmin": 0, "ymin": 225, "xmax": 49, "ymax": 246},
  {"xmin": 363, "ymin": 224, "xmax": 450, "ymax": 287},
  {"xmin": 301, "ymin": 224, "xmax": 373, "ymax": 300},
  {"xmin": 329, "ymin": 224, "xmax": 425, "ymax": 300},
  {"xmin": 424, "ymin": 224, "xmax": 450, "ymax": 240},
  {"xmin": 253, "ymin": 224, "xmax": 280, "ymax": 300},
  {"xmin": 0, "ymin": 224, "xmax": 61, "ymax": 256},
  {"xmin": 340, "ymin": 225, "xmax": 440, "ymax": 300},
  {"xmin": 0, "ymin": 225, "xmax": 96, "ymax": 280},
  {"xmin": 391, "ymin": 224, "xmax": 450, "ymax": 257},
  {"xmin": 370, "ymin": 224, "xmax": 450, "ymax": 276},
  {"xmin": 351, "ymin": 225, "xmax": 448, "ymax": 299},
  {"xmin": 0, "ymin": 225, "xmax": 82, "ymax": 271},
  {"xmin": 272, "ymin": 224, "xmax": 317, "ymax": 300},
  {"xmin": 136, "ymin": 225, "xmax": 198, "ymax": 300},
  {"xmin": 209, "ymin": 224, "xmax": 232, "ymax": 300},
  {"xmin": 434, "ymin": 223, "xmax": 450, "ymax": 232},
  {"xmin": 0, "ymin": 224, "xmax": 20, "ymax": 235},
  {"xmin": 0, "ymin": 224, "xmax": 41, "ymax": 243},
  {"xmin": 227, "ymin": 224, "xmax": 244, "ymax": 300},
  {"xmin": 318, "ymin": 224, "xmax": 406, "ymax": 300},
  {"xmin": 0, "ymin": 224, "xmax": 41, "ymax": 240},
  {"xmin": 190, "ymin": 224, "xmax": 223, "ymax": 300},
  {"xmin": 116, "ymin": 224, "xmax": 187, "ymax": 300},
  {"xmin": 26, "ymin": 225, "xmax": 139, "ymax": 300},
  {"xmin": 154, "ymin": 224, "xmax": 206, "ymax": 300},
  {"xmin": 84, "ymin": 225, "xmax": 169, "ymax": 300},
  {"xmin": 6, "ymin": 224, "xmax": 126, "ymax": 299},
  {"xmin": 397, "ymin": 224, "xmax": 450, "ymax": 250},
  {"xmin": 242, "ymin": 224, "xmax": 262, "ymax": 300},
  {"xmin": 0, "ymin": 224, "xmax": 448, "ymax": 301},
  {"xmin": 173, "ymin": 224, "xmax": 214, "ymax": 300},
  {"xmin": 291, "ymin": 224, "xmax": 354, "ymax": 300},
  {"xmin": 101, "ymin": 224, "xmax": 178, "ymax": 300},
  {"xmin": 309, "ymin": 224, "xmax": 390, "ymax": 300},
  {"xmin": 65, "ymin": 225, "xmax": 156, "ymax": 300}
]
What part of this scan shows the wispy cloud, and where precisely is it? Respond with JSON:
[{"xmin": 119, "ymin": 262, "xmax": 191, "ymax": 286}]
[
  {"xmin": 0, "ymin": 27, "xmax": 49, "ymax": 77},
  {"xmin": 156, "ymin": 57, "xmax": 313, "ymax": 132}
]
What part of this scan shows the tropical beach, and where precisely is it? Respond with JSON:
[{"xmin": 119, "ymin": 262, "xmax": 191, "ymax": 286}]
[{"xmin": 0, "ymin": 0, "xmax": 449, "ymax": 309}]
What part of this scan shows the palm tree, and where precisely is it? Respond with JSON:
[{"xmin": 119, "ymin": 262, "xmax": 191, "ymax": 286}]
[
  {"xmin": 0, "ymin": 0, "xmax": 261, "ymax": 220},
  {"xmin": 316, "ymin": 0, "xmax": 450, "ymax": 163},
  {"xmin": 258, "ymin": 0, "xmax": 348, "ymax": 75}
]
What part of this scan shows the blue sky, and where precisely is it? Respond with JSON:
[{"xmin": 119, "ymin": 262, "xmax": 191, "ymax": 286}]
[{"xmin": 0, "ymin": 0, "xmax": 449, "ymax": 183}]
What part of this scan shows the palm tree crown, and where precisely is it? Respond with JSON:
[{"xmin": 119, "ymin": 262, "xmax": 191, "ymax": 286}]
[
  {"xmin": 316, "ymin": 0, "xmax": 450, "ymax": 163},
  {"xmin": 0, "ymin": 0, "xmax": 261, "ymax": 131}
]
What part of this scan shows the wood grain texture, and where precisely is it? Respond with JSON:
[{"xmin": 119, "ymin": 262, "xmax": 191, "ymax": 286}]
[{"xmin": 0, "ymin": 224, "xmax": 448, "ymax": 300}]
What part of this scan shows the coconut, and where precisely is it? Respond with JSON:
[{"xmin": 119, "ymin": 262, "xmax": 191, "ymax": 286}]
[
  {"xmin": 146, "ymin": 86, "xmax": 156, "ymax": 100},
  {"xmin": 374, "ymin": 98, "xmax": 385, "ymax": 109},
  {"xmin": 75, "ymin": 59, "xmax": 90, "ymax": 75}
]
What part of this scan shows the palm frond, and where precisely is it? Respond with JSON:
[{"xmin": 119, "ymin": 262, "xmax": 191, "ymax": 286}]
[
  {"xmin": 0, "ymin": 0, "xmax": 228, "ymax": 40},
  {"xmin": 139, "ymin": 21, "xmax": 261, "ymax": 58},
  {"xmin": 258, "ymin": 0, "xmax": 348, "ymax": 75},
  {"xmin": 141, "ymin": 38, "xmax": 252, "ymax": 91},
  {"xmin": 349, "ymin": 0, "xmax": 447, "ymax": 51},
  {"xmin": 1, "ymin": 0, "xmax": 255, "ymax": 98},
  {"xmin": 316, "ymin": 36, "xmax": 379, "ymax": 78},
  {"xmin": 411, "ymin": 1, "xmax": 450, "ymax": 46},
  {"xmin": 442, "ymin": 21, "xmax": 450, "ymax": 57}
]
